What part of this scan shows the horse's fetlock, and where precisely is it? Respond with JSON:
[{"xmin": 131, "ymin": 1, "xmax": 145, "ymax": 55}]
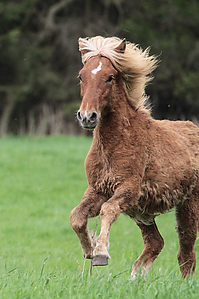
[
  {"xmin": 84, "ymin": 252, "xmax": 92, "ymax": 259},
  {"xmin": 93, "ymin": 243, "xmax": 110, "ymax": 259}
]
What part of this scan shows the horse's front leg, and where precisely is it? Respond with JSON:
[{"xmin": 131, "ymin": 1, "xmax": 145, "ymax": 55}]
[
  {"xmin": 92, "ymin": 182, "xmax": 139, "ymax": 266},
  {"xmin": 70, "ymin": 187, "xmax": 106, "ymax": 259}
]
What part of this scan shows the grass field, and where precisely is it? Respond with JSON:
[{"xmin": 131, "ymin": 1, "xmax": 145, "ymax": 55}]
[{"xmin": 0, "ymin": 135, "xmax": 198, "ymax": 298}]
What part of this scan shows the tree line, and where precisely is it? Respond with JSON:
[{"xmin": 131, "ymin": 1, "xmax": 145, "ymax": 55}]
[{"xmin": 0, "ymin": 0, "xmax": 199, "ymax": 135}]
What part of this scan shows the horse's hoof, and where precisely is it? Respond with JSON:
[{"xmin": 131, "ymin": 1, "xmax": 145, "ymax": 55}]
[{"xmin": 92, "ymin": 255, "xmax": 108, "ymax": 266}]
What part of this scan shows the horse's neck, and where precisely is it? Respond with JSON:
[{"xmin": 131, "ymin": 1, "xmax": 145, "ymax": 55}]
[{"xmin": 94, "ymin": 88, "xmax": 136, "ymax": 151}]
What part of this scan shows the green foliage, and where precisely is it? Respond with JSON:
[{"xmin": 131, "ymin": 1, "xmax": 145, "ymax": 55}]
[
  {"xmin": 0, "ymin": 136, "xmax": 198, "ymax": 298},
  {"xmin": 0, "ymin": 0, "xmax": 199, "ymax": 134},
  {"xmin": 0, "ymin": 0, "xmax": 75, "ymax": 104},
  {"xmin": 123, "ymin": 0, "xmax": 199, "ymax": 119}
]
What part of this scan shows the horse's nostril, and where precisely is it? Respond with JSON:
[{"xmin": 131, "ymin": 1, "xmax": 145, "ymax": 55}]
[
  {"xmin": 77, "ymin": 109, "xmax": 98, "ymax": 128},
  {"xmin": 77, "ymin": 110, "xmax": 82, "ymax": 121},
  {"xmin": 89, "ymin": 111, "xmax": 98, "ymax": 122}
]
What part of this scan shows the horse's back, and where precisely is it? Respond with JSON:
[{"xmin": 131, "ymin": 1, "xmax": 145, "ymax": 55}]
[
  {"xmin": 143, "ymin": 118, "xmax": 199, "ymax": 200},
  {"xmin": 158, "ymin": 119, "xmax": 199, "ymax": 164}
]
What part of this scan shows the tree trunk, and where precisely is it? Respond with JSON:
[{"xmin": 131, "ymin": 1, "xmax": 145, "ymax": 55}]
[{"xmin": 0, "ymin": 96, "xmax": 15, "ymax": 137}]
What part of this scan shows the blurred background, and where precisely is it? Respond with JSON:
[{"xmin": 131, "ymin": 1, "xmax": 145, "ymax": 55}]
[{"xmin": 0, "ymin": 0, "xmax": 199, "ymax": 136}]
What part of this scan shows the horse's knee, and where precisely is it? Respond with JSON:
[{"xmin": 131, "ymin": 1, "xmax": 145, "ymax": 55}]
[
  {"xmin": 70, "ymin": 206, "xmax": 87, "ymax": 233},
  {"xmin": 100, "ymin": 201, "xmax": 120, "ymax": 222}
]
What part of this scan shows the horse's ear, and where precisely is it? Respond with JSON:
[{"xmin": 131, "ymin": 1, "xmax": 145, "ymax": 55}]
[
  {"xmin": 115, "ymin": 38, "xmax": 126, "ymax": 53},
  {"xmin": 78, "ymin": 38, "xmax": 91, "ymax": 56}
]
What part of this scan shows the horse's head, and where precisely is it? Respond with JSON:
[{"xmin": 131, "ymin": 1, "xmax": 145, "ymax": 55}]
[
  {"xmin": 77, "ymin": 56, "xmax": 117, "ymax": 130},
  {"xmin": 77, "ymin": 39, "xmax": 126, "ymax": 130}
]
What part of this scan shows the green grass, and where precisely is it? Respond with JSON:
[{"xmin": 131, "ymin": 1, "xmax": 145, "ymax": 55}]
[{"xmin": 0, "ymin": 135, "xmax": 198, "ymax": 298}]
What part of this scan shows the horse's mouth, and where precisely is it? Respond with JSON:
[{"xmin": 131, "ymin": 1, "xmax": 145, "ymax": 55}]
[{"xmin": 80, "ymin": 121, "xmax": 98, "ymax": 130}]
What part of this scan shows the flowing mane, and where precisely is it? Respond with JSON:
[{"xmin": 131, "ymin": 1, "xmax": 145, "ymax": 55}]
[{"xmin": 79, "ymin": 36, "xmax": 158, "ymax": 111}]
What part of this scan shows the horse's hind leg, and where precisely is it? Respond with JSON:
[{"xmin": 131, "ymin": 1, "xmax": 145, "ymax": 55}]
[
  {"xmin": 131, "ymin": 220, "xmax": 164, "ymax": 280},
  {"xmin": 176, "ymin": 196, "xmax": 199, "ymax": 279}
]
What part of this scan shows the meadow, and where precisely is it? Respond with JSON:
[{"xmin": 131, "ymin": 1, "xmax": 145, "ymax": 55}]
[{"xmin": 0, "ymin": 135, "xmax": 198, "ymax": 298}]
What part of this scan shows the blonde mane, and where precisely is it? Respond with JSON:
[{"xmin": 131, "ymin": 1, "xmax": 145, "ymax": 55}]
[{"xmin": 78, "ymin": 36, "xmax": 158, "ymax": 112}]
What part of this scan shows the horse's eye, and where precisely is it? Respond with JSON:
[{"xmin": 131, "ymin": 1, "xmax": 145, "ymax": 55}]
[
  {"xmin": 106, "ymin": 76, "xmax": 114, "ymax": 83},
  {"xmin": 78, "ymin": 75, "xmax": 82, "ymax": 82}
]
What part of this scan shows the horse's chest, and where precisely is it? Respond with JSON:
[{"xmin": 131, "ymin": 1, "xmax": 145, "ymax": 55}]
[
  {"xmin": 86, "ymin": 156, "xmax": 120, "ymax": 197},
  {"xmin": 95, "ymin": 169, "xmax": 119, "ymax": 197}
]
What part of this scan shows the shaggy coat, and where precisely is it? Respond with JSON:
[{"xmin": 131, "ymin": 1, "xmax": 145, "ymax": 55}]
[{"xmin": 70, "ymin": 36, "xmax": 199, "ymax": 279}]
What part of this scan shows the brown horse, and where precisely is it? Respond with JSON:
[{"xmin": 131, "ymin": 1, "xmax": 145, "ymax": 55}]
[{"xmin": 70, "ymin": 36, "xmax": 199, "ymax": 279}]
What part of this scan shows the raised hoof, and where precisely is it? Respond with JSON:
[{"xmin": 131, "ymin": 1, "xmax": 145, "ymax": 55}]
[{"xmin": 92, "ymin": 255, "xmax": 108, "ymax": 266}]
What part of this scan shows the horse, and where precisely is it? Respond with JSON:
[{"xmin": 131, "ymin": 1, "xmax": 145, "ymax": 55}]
[{"xmin": 70, "ymin": 36, "xmax": 199, "ymax": 280}]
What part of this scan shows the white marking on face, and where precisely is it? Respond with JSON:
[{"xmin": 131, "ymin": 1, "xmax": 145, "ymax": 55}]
[{"xmin": 92, "ymin": 61, "xmax": 102, "ymax": 75}]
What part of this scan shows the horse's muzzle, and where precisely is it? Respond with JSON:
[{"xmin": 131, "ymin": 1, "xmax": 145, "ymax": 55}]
[{"xmin": 77, "ymin": 109, "xmax": 99, "ymax": 130}]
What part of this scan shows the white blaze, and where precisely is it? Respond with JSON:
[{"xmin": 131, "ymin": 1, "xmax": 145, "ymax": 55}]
[{"xmin": 92, "ymin": 61, "xmax": 102, "ymax": 75}]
